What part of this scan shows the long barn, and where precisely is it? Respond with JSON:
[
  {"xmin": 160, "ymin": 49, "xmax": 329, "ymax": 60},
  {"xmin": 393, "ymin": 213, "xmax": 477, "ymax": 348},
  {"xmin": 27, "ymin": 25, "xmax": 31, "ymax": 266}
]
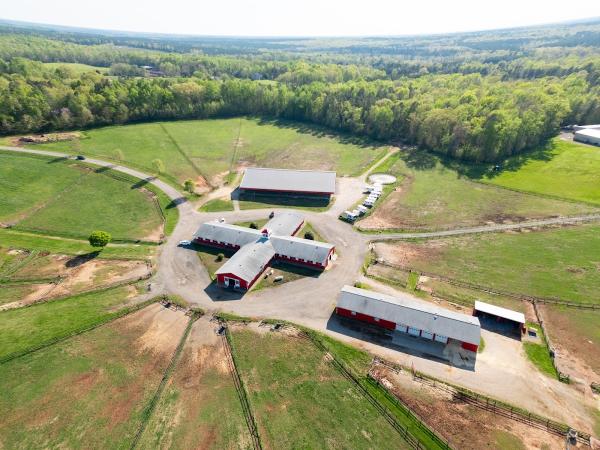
[
  {"xmin": 336, "ymin": 285, "xmax": 481, "ymax": 352},
  {"xmin": 239, "ymin": 167, "xmax": 336, "ymax": 198}
]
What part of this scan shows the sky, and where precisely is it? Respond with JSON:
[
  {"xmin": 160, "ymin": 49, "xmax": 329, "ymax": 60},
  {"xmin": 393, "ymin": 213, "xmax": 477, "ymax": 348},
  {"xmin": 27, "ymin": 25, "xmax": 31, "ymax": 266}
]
[{"xmin": 2, "ymin": 0, "xmax": 600, "ymax": 37}]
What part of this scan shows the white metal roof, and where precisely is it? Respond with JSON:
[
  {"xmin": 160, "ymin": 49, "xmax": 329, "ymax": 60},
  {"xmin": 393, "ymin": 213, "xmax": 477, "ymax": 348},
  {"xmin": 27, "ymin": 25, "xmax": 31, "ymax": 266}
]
[
  {"xmin": 240, "ymin": 167, "xmax": 336, "ymax": 194},
  {"xmin": 263, "ymin": 212, "xmax": 304, "ymax": 236},
  {"xmin": 271, "ymin": 235, "xmax": 334, "ymax": 265},
  {"xmin": 215, "ymin": 238, "xmax": 275, "ymax": 282},
  {"xmin": 574, "ymin": 128, "xmax": 600, "ymax": 139},
  {"xmin": 474, "ymin": 301, "xmax": 525, "ymax": 324},
  {"xmin": 573, "ymin": 124, "xmax": 600, "ymax": 131},
  {"xmin": 193, "ymin": 222, "xmax": 261, "ymax": 247},
  {"xmin": 338, "ymin": 285, "xmax": 481, "ymax": 345}
]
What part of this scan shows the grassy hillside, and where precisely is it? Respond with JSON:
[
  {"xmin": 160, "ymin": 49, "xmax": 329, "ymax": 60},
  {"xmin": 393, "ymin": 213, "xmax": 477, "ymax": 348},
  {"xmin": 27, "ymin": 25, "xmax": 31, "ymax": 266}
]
[
  {"xmin": 0, "ymin": 285, "xmax": 144, "ymax": 360},
  {"xmin": 29, "ymin": 118, "xmax": 388, "ymax": 185},
  {"xmin": 484, "ymin": 139, "xmax": 600, "ymax": 205},
  {"xmin": 359, "ymin": 149, "xmax": 597, "ymax": 231},
  {"xmin": 373, "ymin": 223, "xmax": 600, "ymax": 304},
  {"xmin": 229, "ymin": 326, "xmax": 410, "ymax": 449},
  {"xmin": 1, "ymin": 152, "xmax": 167, "ymax": 241}
]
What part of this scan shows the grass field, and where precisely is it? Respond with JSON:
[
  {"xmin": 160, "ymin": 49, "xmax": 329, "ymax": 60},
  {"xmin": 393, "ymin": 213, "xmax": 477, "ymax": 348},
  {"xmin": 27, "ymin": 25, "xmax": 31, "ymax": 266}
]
[
  {"xmin": 373, "ymin": 223, "xmax": 600, "ymax": 304},
  {"xmin": 28, "ymin": 118, "xmax": 388, "ymax": 186},
  {"xmin": 138, "ymin": 318, "xmax": 250, "ymax": 449},
  {"xmin": 0, "ymin": 305, "xmax": 188, "ymax": 449},
  {"xmin": 1, "ymin": 152, "xmax": 170, "ymax": 241},
  {"xmin": 229, "ymin": 326, "xmax": 409, "ymax": 449},
  {"xmin": 0, "ymin": 229, "xmax": 154, "ymax": 260},
  {"xmin": 198, "ymin": 198, "xmax": 234, "ymax": 212},
  {"xmin": 0, "ymin": 284, "xmax": 144, "ymax": 361},
  {"xmin": 43, "ymin": 62, "xmax": 109, "ymax": 74},
  {"xmin": 522, "ymin": 324, "xmax": 558, "ymax": 378},
  {"xmin": 359, "ymin": 150, "xmax": 597, "ymax": 232},
  {"xmin": 484, "ymin": 139, "xmax": 600, "ymax": 205}
]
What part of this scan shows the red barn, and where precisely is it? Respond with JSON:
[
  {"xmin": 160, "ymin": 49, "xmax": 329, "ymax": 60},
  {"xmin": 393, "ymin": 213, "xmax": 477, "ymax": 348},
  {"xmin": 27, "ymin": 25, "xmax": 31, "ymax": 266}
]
[{"xmin": 336, "ymin": 285, "xmax": 481, "ymax": 352}]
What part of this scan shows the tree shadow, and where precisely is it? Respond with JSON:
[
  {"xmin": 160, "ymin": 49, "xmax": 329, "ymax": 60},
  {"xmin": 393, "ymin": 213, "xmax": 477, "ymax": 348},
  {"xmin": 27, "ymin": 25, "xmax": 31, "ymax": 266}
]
[
  {"xmin": 46, "ymin": 156, "xmax": 70, "ymax": 164},
  {"xmin": 166, "ymin": 197, "xmax": 188, "ymax": 209},
  {"xmin": 131, "ymin": 176, "xmax": 156, "ymax": 190},
  {"xmin": 94, "ymin": 165, "xmax": 114, "ymax": 173},
  {"xmin": 65, "ymin": 251, "xmax": 100, "ymax": 268}
]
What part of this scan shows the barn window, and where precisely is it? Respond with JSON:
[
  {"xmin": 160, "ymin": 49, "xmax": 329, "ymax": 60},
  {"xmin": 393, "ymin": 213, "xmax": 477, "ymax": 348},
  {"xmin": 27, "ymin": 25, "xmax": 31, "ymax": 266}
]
[
  {"xmin": 374, "ymin": 317, "xmax": 380, "ymax": 322},
  {"xmin": 351, "ymin": 311, "xmax": 356, "ymax": 316}
]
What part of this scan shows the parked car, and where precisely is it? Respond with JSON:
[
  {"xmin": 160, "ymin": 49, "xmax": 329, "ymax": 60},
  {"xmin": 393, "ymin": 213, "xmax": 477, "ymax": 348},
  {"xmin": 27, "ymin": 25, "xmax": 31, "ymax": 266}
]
[
  {"xmin": 75, "ymin": 155, "xmax": 85, "ymax": 160},
  {"xmin": 178, "ymin": 240, "xmax": 191, "ymax": 246}
]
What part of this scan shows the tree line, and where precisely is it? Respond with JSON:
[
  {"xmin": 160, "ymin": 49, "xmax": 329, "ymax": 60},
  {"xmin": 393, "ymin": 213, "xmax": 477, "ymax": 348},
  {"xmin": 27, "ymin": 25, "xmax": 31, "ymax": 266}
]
[{"xmin": 2, "ymin": 57, "xmax": 599, "ymax": 162}]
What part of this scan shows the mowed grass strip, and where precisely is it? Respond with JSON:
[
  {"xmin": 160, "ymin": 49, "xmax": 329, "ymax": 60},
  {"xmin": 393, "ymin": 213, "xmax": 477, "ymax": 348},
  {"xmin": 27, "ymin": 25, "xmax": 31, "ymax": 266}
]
[
  {"xmin": 374, "ymin": 223, "xmax": 600, "ymax": 304},
  {"xmin": 0, "ymin": 228, "xmax": 154, "ymax": 260},
  {"xmin": 229, "ymin": 327, "xmax": 410, "ymax": 449},
  {"xmin": 30, "ymin": 118, "xmax": 387, "ymax": 185},
  {"xmin": 198, "ymin": 198, "xmax": 234, "ymax": 212},
  {"xmin": 0, "ymin": 304, "xmax": 189, "ymax": 449},
  {"xmin": 138, "ymin": 318, "xmax": 251, "ymax": 449},
  {"xmin": 484, "ymin": 139, "xmax": 600, "ymax": 205},
  {"xmin": 0, "ymin": 284, "xmax": 143, "ymax": 361},
  {"xmin": 360, "ymin": 150, "xmax": 597, "ymax": 232}
]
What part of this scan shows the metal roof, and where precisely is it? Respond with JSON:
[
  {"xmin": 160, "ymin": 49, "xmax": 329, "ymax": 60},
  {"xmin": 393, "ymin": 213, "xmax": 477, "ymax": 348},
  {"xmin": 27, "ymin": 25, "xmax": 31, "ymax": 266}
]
[
  {"xmin": 574, "ymin": 128, "xmax": 600, "ymax": 139},
  {"xmin": 271, "ymin": 235, "xmax": 334, "ymax": 265},
  {"xmin": 215, "ymin": 238, "xmax": 275, "ymax": 282},
  {"xmin": 338, "ymin": 285, "xmax": 480, "ymax": 345},
  {"xmin": 193, "ymin": 222, "xmax": 261, "ymax": 247},
  {"xmin": 264, "ymin": 212, "xmax": 304, "ymax": 236},
  {"xmin": 474, "ymin": 301, "xmax": 525, "ymax": 324},
  {"xmin": 240, "ymin": 167, "xmax": 336, "ymax": 194}
]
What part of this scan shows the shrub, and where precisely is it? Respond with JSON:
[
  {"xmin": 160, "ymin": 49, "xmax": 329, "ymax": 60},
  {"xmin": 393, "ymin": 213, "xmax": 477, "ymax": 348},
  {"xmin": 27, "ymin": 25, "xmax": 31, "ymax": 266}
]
[
  {"xmin": 88, "ymin": 230, "xmax": 112, "ymax": 247},
  {"xmin": 304, "ymin": 231, "xmax": 315, "ymax": 240},
  {"xmin": 183, "ymin": 179, "xmax": 195, "ymax": 193},
  {"xmin": 249, "ymin": 222, "xmax": 258, "ymax": 229},
  {"xmin": 216, "ymin": 253, "xmax": 224, "ymax": 262}
]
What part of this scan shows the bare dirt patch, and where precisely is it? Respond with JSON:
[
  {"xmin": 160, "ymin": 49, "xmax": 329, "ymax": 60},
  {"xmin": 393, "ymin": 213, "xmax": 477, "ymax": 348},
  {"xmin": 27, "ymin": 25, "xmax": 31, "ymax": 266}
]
[
  {"xmin": 12, "ymin": 132, "xmax": 81, "ymax": 146},
  {"xmin": 194, "ymin": 175, "xmax": 211, "ymax": 194},
  {"xmin": 126, "ymin": 303, "xmax": 189, "ymax": 357},
  {"xmin": 373, "ymin": 241, "xmax": 445, "ymax": 267},
  {"xmin": 538, "ymin": 305, "xmax": 600, "ymax": 384},
  {"xmin": 372, "ymin": 365, "xmax": 566, "ymax": 449}
]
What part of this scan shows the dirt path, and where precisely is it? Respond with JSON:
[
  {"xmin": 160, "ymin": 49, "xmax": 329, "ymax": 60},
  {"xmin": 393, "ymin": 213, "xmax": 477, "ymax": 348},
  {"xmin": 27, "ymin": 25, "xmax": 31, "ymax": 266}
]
[{"xmin": 370, "ymin": 213, "xmax": 600, "ymax": 240}]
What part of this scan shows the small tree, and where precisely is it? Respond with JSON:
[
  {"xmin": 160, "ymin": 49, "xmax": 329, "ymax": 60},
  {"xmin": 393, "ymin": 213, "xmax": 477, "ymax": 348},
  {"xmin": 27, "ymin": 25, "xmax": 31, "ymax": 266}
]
[
  {"xmin": 216, "ymin": 253, "xmax": 224, "ymax": 262},
  {"xmin": 249, "ymin": 222, "xmax": 258, "ymax": 229},
  {"xmin": 304, "ymin": 231, "xmax": 314, "ymax": 240},
  {"xmin": 89, "ymin": 230, "xmax": 112, "ymax": 248},
  {"xmin": 152, "ymin": 158, "xmax": 165, "ymax": 175},
  {"xmin": 183, "ymin": 179, "xmax": 195, "ymax": 193}
]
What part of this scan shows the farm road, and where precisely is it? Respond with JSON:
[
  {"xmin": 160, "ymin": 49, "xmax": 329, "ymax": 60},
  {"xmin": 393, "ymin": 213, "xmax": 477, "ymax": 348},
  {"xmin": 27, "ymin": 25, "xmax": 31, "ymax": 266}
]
[{"xmin": 3, "ymin": 145, "xmax": 600, "ymax": 432}]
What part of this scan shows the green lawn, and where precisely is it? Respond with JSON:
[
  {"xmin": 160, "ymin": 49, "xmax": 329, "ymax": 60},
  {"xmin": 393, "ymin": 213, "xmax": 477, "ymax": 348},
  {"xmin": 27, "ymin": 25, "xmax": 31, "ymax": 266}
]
[
  {"xmin": 0, "ymin": 151, "xmax": 82, "ymax": 223},
  {"xmin": 0, "ymin": 284, "xmax": 47, "ymax": 306},
  {"xmin": 138, "ymin": 319, "xmax": 250, "ymax": 449},
  {"xmin": 523, "ymin": 324, "xmax": 558, "ymax": 378},
  {"xmin": 0, "ymin": 305, "xmax": 185, "ymax": 449},
  {"xmin": 1, "ymin": 151, "xmax": 172, "ymax": 241},
  {"xmin": 28, "ymin": 118, "xmax": 387, "ymax": 186},
  {"xmin": 0, "ymin": 285, "xmax": 146, "ymax": 361},
  {"xmin": 0, "ymin": 229, "xmax": 154, "ymax": 260},
  {"xmin": 374, "ymin": 223, "xmax": 600, "ymax": 304},
  {"xmin": 229, "ymin": 327, "xmax": 410, "ymax": 449},
  {"xmin": 359, "ymin": 150, "xmax": 597, "ymax": 232},
  {"xmin": 484, "ymin": 139, "xmax": 600, "ymax": 205},
  {"xmin": 17, "ymin": 167, "xmax": 163, "ymax": 241},
  {"xmin": 43, "ymin": 62, "xmax": 109, "ymax": 74},
  {"xmin": 198, "ymin": 198, "xmax": 234, "ymax": 212}
]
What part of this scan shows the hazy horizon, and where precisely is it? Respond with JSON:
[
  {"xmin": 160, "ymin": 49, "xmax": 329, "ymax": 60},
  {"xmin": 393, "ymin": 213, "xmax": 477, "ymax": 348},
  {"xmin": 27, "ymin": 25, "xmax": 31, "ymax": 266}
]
[{"xmin": 3, "ymin": 0, "xmax": 600, "ymax": 38}]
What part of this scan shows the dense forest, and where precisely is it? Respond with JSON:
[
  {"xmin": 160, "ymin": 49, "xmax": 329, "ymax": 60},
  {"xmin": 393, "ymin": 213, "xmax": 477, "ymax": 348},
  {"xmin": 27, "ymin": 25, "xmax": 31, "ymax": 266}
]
[{"xmin": 1, "ymin": 19, "xmax": 600, "ymax": 162}]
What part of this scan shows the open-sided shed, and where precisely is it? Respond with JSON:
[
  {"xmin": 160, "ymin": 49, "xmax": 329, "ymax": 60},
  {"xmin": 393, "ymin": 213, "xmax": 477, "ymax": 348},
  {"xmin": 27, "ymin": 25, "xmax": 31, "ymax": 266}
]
[{"xmin": 473, "ymin": 301, "xmax": 525, "ymax": 336}]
